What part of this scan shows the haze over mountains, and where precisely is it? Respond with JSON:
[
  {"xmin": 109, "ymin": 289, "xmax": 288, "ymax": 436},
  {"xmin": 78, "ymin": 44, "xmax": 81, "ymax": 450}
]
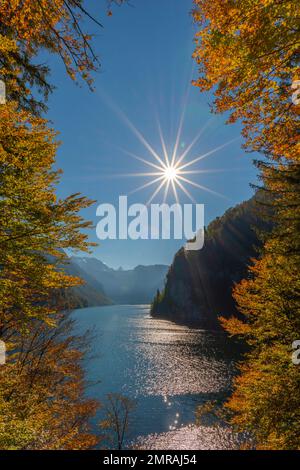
[
  {"xmin": 64, "ymin": 195, "xmax": 271, "ymax": 319},
  {"xmin": 66, "ymin": 257, "xmax": 168, "ymax": 306}
]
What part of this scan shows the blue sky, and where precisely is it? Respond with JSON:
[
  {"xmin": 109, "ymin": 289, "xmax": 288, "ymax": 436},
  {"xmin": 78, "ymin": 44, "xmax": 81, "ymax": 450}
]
[{"xmin": 45, "ymin": 0, "xmax": 257, "ymax": 269}]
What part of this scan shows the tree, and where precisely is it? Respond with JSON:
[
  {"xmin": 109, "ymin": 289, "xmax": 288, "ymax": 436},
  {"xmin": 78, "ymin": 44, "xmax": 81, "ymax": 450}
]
[
  {"xmin": 150, "ymin": 289, "xmax": 161, "ymax": 315},
  {"xmin": 0, "ymin": 0, "xmax": 127, "ymax": 114},
  {"xmin": 192, "ymin": 0, "xmax": 300, "ymax": 449},
  {"xmin": 0, "ymin": 311, "xmax": 100, "ymax": 449},
  {"xmin": 0, "ymin": 101, "xmax": 101, "ymax": 448},
  {"xmin": 0, "ymin": 101, "xmax": 96, "ymax": 332},
  {"xmin": 99, "ymin": 393, "xmax": 135, "ymax": 450},
  {"xmin": 0, "ymin": 0, "xmax": 130, "ymax": 450}
]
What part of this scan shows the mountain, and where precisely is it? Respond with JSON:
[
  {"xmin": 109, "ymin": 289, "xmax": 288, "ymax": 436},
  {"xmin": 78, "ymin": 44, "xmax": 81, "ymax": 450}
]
[
  {"xmin": 150, "ymin": 195, "xmax": 271, "ymax": 329},
  {"xmin": 70, "ymin": 257, "xmax": 169, "ymax": 304},
  {"xmin": 63, "ymin": 258, "xmax": 113, "ymax": 308}
]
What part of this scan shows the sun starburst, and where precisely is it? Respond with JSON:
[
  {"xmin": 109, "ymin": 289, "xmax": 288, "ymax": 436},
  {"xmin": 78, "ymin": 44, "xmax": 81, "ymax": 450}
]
[
  {"xmin": 97, "ymin": 85, "xmax": 239, "ymax": 204},
  {"xmin": 122, "ymin": 118, "xmax": 238, "ymax": 205}
]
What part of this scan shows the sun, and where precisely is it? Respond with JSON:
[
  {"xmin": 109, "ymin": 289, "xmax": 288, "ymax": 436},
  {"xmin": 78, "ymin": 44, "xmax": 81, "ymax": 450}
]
[
  {"xmin": 164, "ymin": 165, "xmax": 179, "ymax": 182},
  {"xmin": 119, "ymin": 125, "xmax": 237, "ymax": 204},
  {"xmin": 102, "ymin": 92, "xmax": 238, "ymax": 203},
  {"xmin": 114, "ymin": 113, "xmax": 238, "ymax": 204}
]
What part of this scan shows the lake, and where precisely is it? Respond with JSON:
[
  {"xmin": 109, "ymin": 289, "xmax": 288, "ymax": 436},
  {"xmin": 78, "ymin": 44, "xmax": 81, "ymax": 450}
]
[{"xmin": 72, "ymin": 305, "xmax": 242, "ymax": 450}]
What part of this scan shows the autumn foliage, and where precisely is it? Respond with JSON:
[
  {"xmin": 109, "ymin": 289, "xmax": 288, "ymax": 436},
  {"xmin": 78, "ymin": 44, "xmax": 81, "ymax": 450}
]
[
  {"xmin": 0, "ymin": 312, "xmax": 99, "ymax": 449},
  {"xmin": 0, "ymin": 1, "xmax": 109, "ymax": 450},
  {"xmin": 0, "ymin": 101, "xmax": 101, "ymax": 448},
  {"xmin": 1, "ymin": 0, "xmax": 299, "ymax": 451},
  {"xmin": 0, "ymin": 1, "xmax": 102, "ymax": 114},
  {"xmin": 192, "ymin": 0, "xmax": 300, "ymax": 449}
]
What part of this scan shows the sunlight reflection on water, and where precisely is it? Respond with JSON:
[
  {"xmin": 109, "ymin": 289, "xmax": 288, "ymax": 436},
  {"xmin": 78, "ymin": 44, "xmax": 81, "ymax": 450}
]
[
  {"xmin": 135, "ymin": 424, "xmax": 241, "ymax": 450},
  {"xmin": 127, "ymin": 314, "xmax": 236, "ymax": 396},
  {"xmin": 73, "ymin": 305, "xmax": 242, "ymax": 450}
]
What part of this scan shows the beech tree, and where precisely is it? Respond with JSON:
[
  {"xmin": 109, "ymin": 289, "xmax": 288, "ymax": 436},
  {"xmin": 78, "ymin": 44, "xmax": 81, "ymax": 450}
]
[
  {"xmin": 0, "ymin": 0, "xmax": 126, "ymax": 114},
  {"xmin": 192, "ymin": 0, "xmax": 300, "ymax": 449},
  {"xmin": 0, "ymin": 102, "xmax": 95, "ymax": 332},
  {"xmin": 0, "ymin": 101, "xmax": 100, "ymax": 448},
  {"xmin": 0, "ymin": 312, "xmax": 99, "ymax": 449},
  {"xmin": 0, "ymin": 0, "xmax": 132, "ymax": 450},
  {"xmin": 0, "ymin": 0, "xmax": 132, "ymax": 449}
]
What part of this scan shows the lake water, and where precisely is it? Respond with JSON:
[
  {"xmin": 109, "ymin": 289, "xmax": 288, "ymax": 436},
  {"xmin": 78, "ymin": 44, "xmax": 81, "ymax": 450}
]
[{"xmin": 72, "ymin": 305, "xmax": 242, "ymax": 450}]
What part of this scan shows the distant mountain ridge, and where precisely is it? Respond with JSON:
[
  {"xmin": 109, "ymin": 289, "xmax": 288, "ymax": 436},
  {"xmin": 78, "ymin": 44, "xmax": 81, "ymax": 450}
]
[
  {"xmin": 151, "ymin": 195, "xmax": 272, "ymax": 328},
  {"xmin": 68, "ymin": 257, "xmax": 168, "ymax": 306},
  {"xmin": 64, "ymin": 258, "xmax": 112, "ymax": 308}
]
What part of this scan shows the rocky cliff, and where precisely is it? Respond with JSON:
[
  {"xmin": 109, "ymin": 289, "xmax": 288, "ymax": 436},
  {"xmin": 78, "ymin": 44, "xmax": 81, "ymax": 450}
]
[{"xmin": 151, "ymin": 195, "xmax": 270, "ymax": 328}]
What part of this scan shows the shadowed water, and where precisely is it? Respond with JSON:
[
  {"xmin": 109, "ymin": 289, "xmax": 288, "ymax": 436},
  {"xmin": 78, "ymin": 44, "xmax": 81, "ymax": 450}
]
[{"xmin": 72, "ymin": 305, "xmax": 242, "ymax": 449}]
